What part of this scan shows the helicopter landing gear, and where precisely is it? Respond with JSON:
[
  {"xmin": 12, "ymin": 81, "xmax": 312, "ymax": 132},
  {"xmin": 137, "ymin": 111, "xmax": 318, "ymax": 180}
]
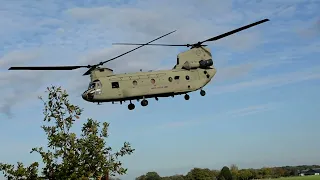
[
  {"xmin": 200, "ymin": 89, "xmax": 206, "ymax": 96},
  {"xmin": 128, "ymin": 100, "xmax": 135, "ymax": 110},
  {"xmin": 128, "ymin": 103, "xmax": 135, "ymax": 110},
  {"xmin": 141, "ymin": 96, "xmax": 148, "ymax": 107},
  {"xmin": 141, "ymin": 99, "xmax": 148, "ymax": 107},
  {"xmin": 184, "ymin": 94, "xmax": 190, "ymax": 100}
]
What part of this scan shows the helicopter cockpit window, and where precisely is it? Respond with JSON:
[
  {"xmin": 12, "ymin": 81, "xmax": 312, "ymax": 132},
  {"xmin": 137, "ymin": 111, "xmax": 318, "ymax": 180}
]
[
  {"xmin": 88, "ymin": 82, "xmax": 95, "ymax": 89},
  {"xmin": 94, "ymin": 80, "xmax": 102, "ymax": 88},
  {"xmin": 88, "ymin": 80, "xmax": 102, "ymax": 90},
  {"xmin": 177, "ymin": 57, "xmax": 179, "ymax": 65}
]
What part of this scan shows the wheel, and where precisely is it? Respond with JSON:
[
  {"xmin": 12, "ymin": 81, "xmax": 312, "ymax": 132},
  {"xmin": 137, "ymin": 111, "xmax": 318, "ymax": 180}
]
[
  {"xmin": 128, "ymin": 103, "xmax": 135, "ymax": 110},
  {"xmin": 141, "ymin": 99, "xmax": 148, "ymax": 106},
  {"xmin": 200, "ymin": 90, "xmax": 206, "ymax": 96},
  {"xmin": 184, "ymin": 94, "xmax": 190, "ymax": 100}
]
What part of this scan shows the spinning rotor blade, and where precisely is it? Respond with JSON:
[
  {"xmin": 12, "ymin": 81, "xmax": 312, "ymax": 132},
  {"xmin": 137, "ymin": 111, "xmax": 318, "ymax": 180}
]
[
  {"xmin": 8, "ymin": 65, "xmax": 89, "ymax": 70},
  {"xmin": 8, "ymin": 30, "xmax": 176, "ymax": 76},
  {"xmin": 199, "ymin": 18, "xmax": 269, "ymax": 44},
  {"xmin": 112, "ymin": 19, "xmax": 269, "ymax": 47},
  {"xmin": 112, "ymin": 43, "xmax": 208, "ymax": 47},
  {"xmin": 82, "ymin": 30, "xmax": 177, "ymax": 75}
]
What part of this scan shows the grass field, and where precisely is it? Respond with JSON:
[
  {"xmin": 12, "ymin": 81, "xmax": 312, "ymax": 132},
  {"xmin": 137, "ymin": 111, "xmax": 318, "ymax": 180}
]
[{"xmin": 267, "ymin": 176, "xmax": 320, "ymax": 180}]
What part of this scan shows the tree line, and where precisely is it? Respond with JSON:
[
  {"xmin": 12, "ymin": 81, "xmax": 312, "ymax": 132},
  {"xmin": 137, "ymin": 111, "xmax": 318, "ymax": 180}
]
[{"xmin": 135, "ymin": 164, "xmax": 320, "ymax": 180}]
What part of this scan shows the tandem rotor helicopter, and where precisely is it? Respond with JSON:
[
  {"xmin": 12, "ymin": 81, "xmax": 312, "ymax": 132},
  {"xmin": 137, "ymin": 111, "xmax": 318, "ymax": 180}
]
[{"xmin": 8, "ymin": 19, "xmax": 269, "ymax": 110}]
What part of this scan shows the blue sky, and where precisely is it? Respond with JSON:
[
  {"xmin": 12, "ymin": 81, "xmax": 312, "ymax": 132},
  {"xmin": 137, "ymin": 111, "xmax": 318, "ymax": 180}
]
[{"xmin": 0, "ymin": 0, "xmax": 319, "ymax": 179}]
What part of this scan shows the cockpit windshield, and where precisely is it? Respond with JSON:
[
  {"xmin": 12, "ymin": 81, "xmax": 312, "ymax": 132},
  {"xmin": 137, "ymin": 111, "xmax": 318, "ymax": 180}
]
[
  {"xmin": 88, "ymin": 80, "xmax": 102, "ymax": 90},
  {"xmin": 88, "ymin": 83, "xmax": 95, "ymax": 89}
]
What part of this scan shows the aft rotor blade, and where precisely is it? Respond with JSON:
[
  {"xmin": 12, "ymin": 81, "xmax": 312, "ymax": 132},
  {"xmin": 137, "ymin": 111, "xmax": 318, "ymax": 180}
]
[
  {"xmin": 82, "ymin": 30, "xmax": 176, "ymax": 76},
  {"xmin": 201, "ymin": 19, "xmax": 269, "ymax": 43},
  {"xmin": 113, "ymin": 43, "xmax": 187, "ymax": 46},
  {"xmin": 8, "ymin": 65, "xmax": 88, "ymax": 70}
]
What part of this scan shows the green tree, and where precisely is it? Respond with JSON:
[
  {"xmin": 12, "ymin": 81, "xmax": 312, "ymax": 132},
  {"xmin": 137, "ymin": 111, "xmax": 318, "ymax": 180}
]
[
  {"xmin": 230, "ymin": 164, "xmax": 239, "ymax": 180},
  {"xmin": 0, "ymin": 162, "xmax": 39, "ymax": 180},
  {"xmin": 260, "ymin": 167, "xmax": 272, "ymax": 178},
  {"xmin": 0, "ymin": 86, "xmax": 135, "ymax": 179},
  {"xmin": 145, "ymin": 171, "xmax": 161, "ymax": 180},
  {"xmin": 238, "ymin": 169, "xmax": 252, "ymax": 180},
  {"xmin": 136, "ymin": 172, "xmax": 161, "ymax": 180},
  {"xmin": 211, "ymin": 170, "xmax": 220, "ymax": 178},
  {"xmin": 218, "ymin": 166, "xmax": 232, "ymax": 180},
  {"xmin": 185, "ymin": 168, "xmax": 213, "ymax": 180},
  {"xmin": 168, "ymin": 174, "xmax": 185, "ymax": 180},
  {"xmin": 274, "ymin": 167, "xmax": 286, "ymax": 178}
]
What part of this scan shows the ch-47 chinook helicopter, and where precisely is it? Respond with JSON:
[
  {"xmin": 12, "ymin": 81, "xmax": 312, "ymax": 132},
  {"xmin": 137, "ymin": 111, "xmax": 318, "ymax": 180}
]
[{"xmin": 8, "ymin": 19, "xmax": 269, "ymax": 110}]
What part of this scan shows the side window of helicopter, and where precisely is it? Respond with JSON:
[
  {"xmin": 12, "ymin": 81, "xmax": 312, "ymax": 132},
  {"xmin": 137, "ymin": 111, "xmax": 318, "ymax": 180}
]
[
  {"xmin": 168, "ymin": 77, "xmax": 173, "ymax": 82},
  {"xmin": 174, "ymin": 76, "xmax": 180, "ymax": 80},
  {"xmin": 111, "ymin": 82, "xmax": 119, "ymax": 89},
  {"xmin": 186, "ymin": 75, "xmax": 190, "ymax": 80},
  {"xmin": 133, "ymin": 80, "xmax": 138, "ymax": 86}
]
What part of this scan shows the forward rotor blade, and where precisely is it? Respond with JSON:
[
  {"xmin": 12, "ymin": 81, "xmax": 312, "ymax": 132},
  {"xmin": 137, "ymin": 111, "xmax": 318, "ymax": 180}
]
[
  {"xmin": 83, "ymin": 65, "xmax": 98, "ymax": 76},
  {"xmin": 103, "ymin": 30, "xmax": 176, "ymax": 64},
  {"xmin": 8, "ymin": 65, "xmax": 88, "ymax": 70},
  {"xmin": 112, "ymin": 43, "xmax": 187, "ymax": 46},
  {"xmin": 82, "ymin": 30, "xmax": 176, "ymax": 76},
  {"xmin": 201, "ymin": 19, "xmax": 269, "ymax": 43}
]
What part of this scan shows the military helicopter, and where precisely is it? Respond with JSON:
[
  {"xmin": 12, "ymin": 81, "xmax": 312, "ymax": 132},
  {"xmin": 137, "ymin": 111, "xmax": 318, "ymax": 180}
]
[{"xmin": 8, "ymin": 19, "xmax": 269, "ymax": 110}]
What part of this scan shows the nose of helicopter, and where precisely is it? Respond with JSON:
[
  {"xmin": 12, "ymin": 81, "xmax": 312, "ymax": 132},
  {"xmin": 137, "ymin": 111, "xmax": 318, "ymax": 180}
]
[
  {"xmin": 82, "ymin": 92, "xmax": 87, "ymax": 100},
  {"xmin": 82, "ymin": 90, "xmax": 94, "ymax": 101}
]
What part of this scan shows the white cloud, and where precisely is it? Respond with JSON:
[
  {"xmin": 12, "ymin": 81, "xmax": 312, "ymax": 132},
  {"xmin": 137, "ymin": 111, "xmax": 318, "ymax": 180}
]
[
  {"xmin": 299, "ymin": 18, "xmax": 320, "ymax": 37},
  {"xmin": 159, "ymin": 102, "xmax": 277, "ymax": 129},
  {"xmin": 226, "ymin": 103, "xmax": 276, "ymax": 117},
  {"xmin": 0, "ymin": 49, "xmax": 43, "ymax": 68}
]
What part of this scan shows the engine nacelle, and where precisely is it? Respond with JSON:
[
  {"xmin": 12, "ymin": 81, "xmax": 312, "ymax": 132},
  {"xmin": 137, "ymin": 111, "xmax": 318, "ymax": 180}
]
[
  {"xmin": 182, "ymin": 59, "xmax": 213, "ymax": 70},
  {"xmin": 199, "ymin": 59, "xmax": 213, "ymax": 68}
]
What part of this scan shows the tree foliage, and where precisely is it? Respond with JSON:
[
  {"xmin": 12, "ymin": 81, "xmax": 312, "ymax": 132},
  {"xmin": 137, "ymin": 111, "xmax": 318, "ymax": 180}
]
[
  {"xmin": 230, "ymin": 164, "xmax": 239, "ymax": 180},
  {"xmin": 0, "ymin": 86, "xmax": 135, "ymax": 179},
  {"xmin": 145, "ymin": 172, "xmax": 161, "ymax": 180},
  {"xmin": 136, "ymin": 172, "xmax": 161, "ymax": 180},
  {"xmin": 0, "ymin": 162, "xmax": 39, "ymax": 180},
  {"xmin": 185, "ymin": 168, "xmax": 214, "ymax": 180},
  {"xmin": 161, "ymin": 175, "xmax": 185, "ymax": 180},
  {"xmin": 218, "ymin": 166, "xmax": 232, "ymax": 180}
]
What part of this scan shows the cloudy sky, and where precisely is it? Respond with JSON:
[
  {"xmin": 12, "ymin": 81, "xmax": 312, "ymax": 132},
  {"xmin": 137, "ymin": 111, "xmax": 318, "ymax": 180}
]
[{"xmin": 0, "ymin": 0, "xmax": 319, "ymax": 179}]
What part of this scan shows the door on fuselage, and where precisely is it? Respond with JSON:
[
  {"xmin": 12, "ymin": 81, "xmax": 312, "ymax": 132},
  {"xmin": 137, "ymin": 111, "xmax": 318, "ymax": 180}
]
[{"xmin": 186, "ymin": 70, "xmax": 200, "ymax": 91}]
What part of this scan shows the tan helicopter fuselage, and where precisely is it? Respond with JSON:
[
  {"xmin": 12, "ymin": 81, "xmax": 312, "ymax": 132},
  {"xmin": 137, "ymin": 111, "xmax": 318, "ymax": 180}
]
[{"xmin": 82, "ymin": 47, "xmax": 216, "ymax": 103}]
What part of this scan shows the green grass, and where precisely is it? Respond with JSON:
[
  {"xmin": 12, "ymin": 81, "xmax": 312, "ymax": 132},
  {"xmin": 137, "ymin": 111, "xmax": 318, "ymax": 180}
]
[{"xmin": 267, "ymin": 176, "xmax": 320, "ymax": 180}]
